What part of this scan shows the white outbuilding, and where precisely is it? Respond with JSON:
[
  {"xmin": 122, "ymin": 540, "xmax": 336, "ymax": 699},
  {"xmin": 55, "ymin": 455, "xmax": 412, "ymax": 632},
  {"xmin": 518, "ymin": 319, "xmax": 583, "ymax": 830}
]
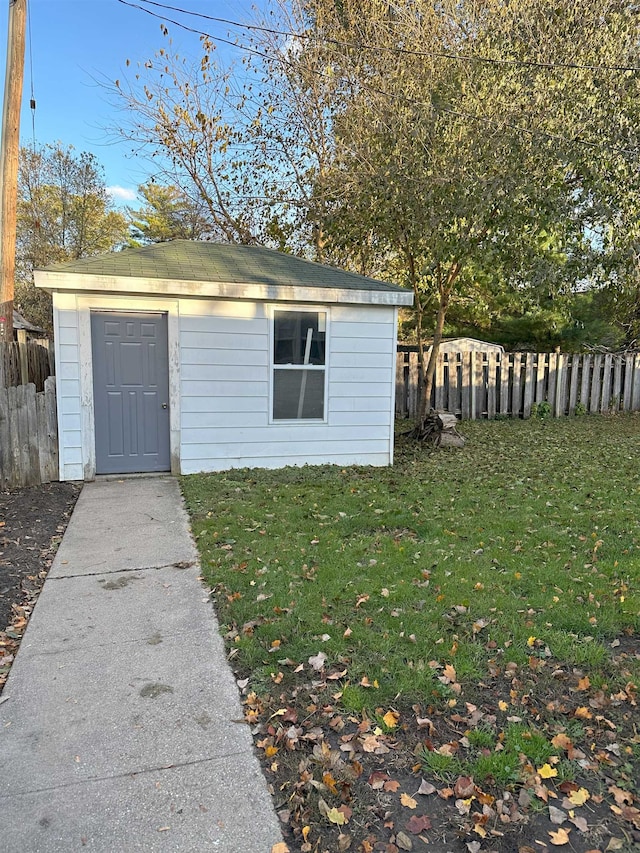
[{"xmin": 35, "ymin": 241, "xmax": 413, "ymax": 481}]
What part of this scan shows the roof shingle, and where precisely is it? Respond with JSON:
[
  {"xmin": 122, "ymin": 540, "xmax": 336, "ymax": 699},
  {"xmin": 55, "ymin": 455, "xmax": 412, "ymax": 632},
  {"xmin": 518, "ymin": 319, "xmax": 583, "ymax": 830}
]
[{"xmin": 39, "ymin": 241, "xmax": 407, "ymax": 295}]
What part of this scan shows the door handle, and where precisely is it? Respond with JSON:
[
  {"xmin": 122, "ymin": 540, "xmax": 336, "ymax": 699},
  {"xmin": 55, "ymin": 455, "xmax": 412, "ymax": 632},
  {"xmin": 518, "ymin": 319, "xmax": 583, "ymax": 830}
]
[{"xmin": 161, "ymin": 403, "xmax": 168, "ymax": 409}]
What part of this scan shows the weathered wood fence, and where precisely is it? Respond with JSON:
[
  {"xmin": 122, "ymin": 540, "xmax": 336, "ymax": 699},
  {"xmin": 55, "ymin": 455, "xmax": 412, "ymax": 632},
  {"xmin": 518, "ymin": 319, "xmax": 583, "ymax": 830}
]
[
  {"xmin": 396, "ymin": 350, "xmax": 640, "ymax": 419},
  {"xmin": 0, "ymin": 377, "xmax": 58, "ymax": 489},
  {"xmin": 0, "ymin": 339, "xmax": 55, "ymax": 390}
]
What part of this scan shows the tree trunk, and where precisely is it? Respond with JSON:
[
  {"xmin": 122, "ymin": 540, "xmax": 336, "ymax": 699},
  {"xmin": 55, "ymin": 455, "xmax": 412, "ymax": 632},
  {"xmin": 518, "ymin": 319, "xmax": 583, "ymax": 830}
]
[{"xmin": 413, "ymin": 261, "xmax": 461, "ymax": 433}]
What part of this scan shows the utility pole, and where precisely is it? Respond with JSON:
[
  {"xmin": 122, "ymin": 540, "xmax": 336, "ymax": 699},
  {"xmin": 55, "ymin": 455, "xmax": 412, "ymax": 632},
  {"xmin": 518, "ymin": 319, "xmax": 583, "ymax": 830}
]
[{"xmin": 0, "ymin": 0, "xmax": 27, "ymax": 342}]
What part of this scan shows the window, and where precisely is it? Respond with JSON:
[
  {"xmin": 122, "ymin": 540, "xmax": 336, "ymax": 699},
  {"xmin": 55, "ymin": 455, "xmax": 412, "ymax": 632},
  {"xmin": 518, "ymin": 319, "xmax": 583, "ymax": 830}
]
[{"xmin": 272, "ymin": 310, "xmax": 326, "ymax": 420}]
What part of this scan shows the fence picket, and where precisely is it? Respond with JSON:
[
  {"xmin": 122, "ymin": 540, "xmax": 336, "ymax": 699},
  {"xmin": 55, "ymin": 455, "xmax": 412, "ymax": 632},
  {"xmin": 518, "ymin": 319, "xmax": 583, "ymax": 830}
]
[
  {"xmin": 547, "ymin": 353, "xmax": 557, "ymax": 411},
  {"xmin": 487, "ymin": 352, "xmax": 497, "ymax": 419},
  {"xmin": 612, "ymin": 357, "xmax": 622, "ymax": 412},
  {"xmin": 511, "ymin": 354, "xmax": 522, "ymax": 417},
  {"xmin": 589, "ymin": 355, "xmax": 602, "ymax": 412},
  {"xmin": 395, "ymin": 348, "xmax": 640, "ymax": 422},
  {"xmin": 0, "ymin": 378, "xmax": 58, "ymax": 488},
  {"xmin": 0, "ymin": 340, "xmax": 54, "ymax": 390},
  {"xmin": 633, "ymin": 355, "xmax": 640, "ymax": 409}
]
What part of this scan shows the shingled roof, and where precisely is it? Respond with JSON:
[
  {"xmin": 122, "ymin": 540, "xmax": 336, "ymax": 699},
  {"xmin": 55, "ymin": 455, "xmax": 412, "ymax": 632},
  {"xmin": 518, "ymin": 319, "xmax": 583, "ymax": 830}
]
[{"xmin": 36, "ymin": 240, "xmax": 411, "ymax": 300}]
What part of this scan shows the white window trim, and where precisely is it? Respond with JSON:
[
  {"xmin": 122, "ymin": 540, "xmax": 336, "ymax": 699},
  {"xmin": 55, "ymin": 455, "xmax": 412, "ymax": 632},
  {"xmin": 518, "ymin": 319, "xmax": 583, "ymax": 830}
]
[{"xmin": 268, "ymin": 304, "xmax": 330, "ymax": 425}]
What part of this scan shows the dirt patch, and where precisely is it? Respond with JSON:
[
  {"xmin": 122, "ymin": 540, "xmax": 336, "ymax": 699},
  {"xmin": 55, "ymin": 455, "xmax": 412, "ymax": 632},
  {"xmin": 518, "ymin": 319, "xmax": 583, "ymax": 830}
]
[
  {"xmin": 0, "ymin": 482, "xmax": 81, "ymax": 692},
  {"xmin": 241, "ymin": 647, "xmax": 640, "ymax": 853}
]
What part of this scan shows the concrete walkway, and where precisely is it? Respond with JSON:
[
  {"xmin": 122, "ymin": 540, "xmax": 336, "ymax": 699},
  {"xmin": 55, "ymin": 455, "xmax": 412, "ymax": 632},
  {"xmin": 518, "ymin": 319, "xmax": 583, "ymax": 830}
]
[{"xmin": 0, "ymin": 477, "xmax": 284, "ymax": 852}]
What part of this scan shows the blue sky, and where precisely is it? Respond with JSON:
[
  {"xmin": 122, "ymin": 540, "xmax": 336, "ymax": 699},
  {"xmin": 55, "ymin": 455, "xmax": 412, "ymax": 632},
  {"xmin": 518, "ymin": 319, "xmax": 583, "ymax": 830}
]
[{"xmin": 0, "ymin": 0, "xmax": 258, "ymax": 206}]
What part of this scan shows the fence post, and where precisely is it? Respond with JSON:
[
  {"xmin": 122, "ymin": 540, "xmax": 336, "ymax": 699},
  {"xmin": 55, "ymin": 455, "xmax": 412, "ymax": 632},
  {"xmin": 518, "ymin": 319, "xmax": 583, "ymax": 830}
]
[
  {"xmin": 43, "ymin": 375, "xmax": 58, "ymax": 482},
  {"xmin": 0, "ymin": 386, "xmax": 8, "ymax": 487}
]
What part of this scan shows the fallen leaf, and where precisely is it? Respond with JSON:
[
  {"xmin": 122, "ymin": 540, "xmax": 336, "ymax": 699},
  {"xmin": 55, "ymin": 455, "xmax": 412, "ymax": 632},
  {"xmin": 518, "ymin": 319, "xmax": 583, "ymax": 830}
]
[
  {"xmin": 417, "ymin": 779, "xmax": 436, "ymax": 796},
  {"xmin": 406, "ymin": 814, "xmax": 432, "ymax": 834},
  {"xmin": 308, "ymin": 652, "xmax": 327, "ymax": 671},
  {"xmin": 396, "ymin": 831, "xmax": 413, "ymax": 850},
  {"xmin": 326, "ymin": 807, "xmax": 346, "ymax": 826},
  {"xmin": 271, "ymin": 844, "xmax": 290, "ymax": 853},
  {"xmin": 442, "ymin": 663, "xmax": 457, "ymax": 682},
  {"xmin": 574, "ymin": 706, "xmax": 592, "ymax": 719},
  {"xmin": 337, "ymin": 833, "xmax": 352, "ymax": 852},
  {"xmin": 454, "ymin": 776, "xmax": 475, "ymax": 798},
  {"xmin": 569, "ymin": 815, "xmax": 589, "ymax": 832},
  {"xmin": 551, "ymin": 732, "xmax": 572, "ymax": 750},
  {"xmin": 538, "ymin": 763, "xmax": 558, "ymax": 779},
  {"xmin": 549, "ymin": 805, "xmax": 567, "ymax": 825},
  {"xmin": 467, "ymin": 843, "xmax": 482, "ymax": 853},
  {"xmin": 400, "ymin": 793, "xmax": 418, "ymax": 809},
  {"xmin": 549, "ymin": 827, "xmax": 571, "ymax": 846},
  {"xmin": 567, "ymin": 787, "xmax": 590, "ymax": 806},
  {"xmin": 609, "ymin": 786, "xmax": 633, "ymax": 805},
  {"xmin": 368, "ymin": 770, "xmax": 389, "ymax": 789},
  {"xmin": 382, "ymin": 709, "xmax": 400, "ymax": 729}
]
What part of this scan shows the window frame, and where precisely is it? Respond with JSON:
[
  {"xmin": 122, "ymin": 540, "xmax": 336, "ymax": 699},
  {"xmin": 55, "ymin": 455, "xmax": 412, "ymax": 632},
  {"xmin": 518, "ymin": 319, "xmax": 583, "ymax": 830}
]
[{"xmin": 268, "ymin": 304, "xmax": 329, "ymax": 424}]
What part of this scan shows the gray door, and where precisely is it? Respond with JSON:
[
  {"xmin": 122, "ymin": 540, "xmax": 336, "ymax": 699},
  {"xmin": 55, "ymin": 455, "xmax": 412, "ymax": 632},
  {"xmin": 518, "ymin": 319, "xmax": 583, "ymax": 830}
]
[{"xmin": 91, "ymin": 312, "xmax": 170, "ymax": 474}]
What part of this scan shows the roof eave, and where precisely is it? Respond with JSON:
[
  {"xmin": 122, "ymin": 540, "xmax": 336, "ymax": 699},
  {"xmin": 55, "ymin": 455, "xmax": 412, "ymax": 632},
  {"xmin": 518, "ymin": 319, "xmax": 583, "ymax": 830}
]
[{"xmin": 34, "ymin": 271, "xmax": 415, "ymax": 307}]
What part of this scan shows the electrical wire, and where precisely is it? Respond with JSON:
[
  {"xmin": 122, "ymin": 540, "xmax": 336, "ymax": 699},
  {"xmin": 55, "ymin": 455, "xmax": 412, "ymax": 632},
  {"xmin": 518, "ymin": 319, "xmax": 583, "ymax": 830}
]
[
  {"xmin": 27, "ymin": 0, "xmax": 36, "ymax": 149},
  {"xmin": 125, "ymin": 0, "xmax": 640, "ymax": 75},
  {"xmin": 115, "ymin": 0, "xmax": 640, "ymax": 159}
]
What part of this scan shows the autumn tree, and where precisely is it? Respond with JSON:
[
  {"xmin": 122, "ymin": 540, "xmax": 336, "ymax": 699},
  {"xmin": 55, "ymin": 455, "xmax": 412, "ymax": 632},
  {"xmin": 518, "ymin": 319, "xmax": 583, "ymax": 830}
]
[
  {"xmin": 128, "ymin": 181, "xmax": 212, "ymax": 243},
  {"xmin": 109, "ymin": 1, "xmax": 338, "ymax": 254},
  {"xmin": 16, "ymin": 143, "xmax": 128, "ymax": 332},
  {"xmin": 305, "ymin": 0, "xmax": 640, "ymax": 423},
  {"xmin": 112, "ymin": 0, "xmax": 640, "ymax": 425}
]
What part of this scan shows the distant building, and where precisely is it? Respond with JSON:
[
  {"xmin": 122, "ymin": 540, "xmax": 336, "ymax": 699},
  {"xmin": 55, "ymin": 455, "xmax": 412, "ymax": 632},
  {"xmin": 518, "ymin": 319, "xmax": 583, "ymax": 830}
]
[{"xmin": 13, "ymin": 310, "xmax": 45, "ymax": 341}]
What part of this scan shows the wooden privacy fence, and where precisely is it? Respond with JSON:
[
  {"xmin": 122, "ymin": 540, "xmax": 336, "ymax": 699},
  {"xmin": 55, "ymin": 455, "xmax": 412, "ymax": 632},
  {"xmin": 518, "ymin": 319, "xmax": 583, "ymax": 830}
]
[
  {"xmin": 0, "ymin": 339, "xmax": 55, "ymax": 390},
  {"xmin": 0, "ymin": 377, "xmax": 58, "ymax": 489},
  {"xmin": 396, "ymin": 350, "xmax": 640, "ymax": 420}
]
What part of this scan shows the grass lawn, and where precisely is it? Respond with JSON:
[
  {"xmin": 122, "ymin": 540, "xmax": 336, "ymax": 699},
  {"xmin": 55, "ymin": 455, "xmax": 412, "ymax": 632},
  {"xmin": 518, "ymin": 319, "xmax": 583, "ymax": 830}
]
[{"xmin": 182, "ymin": 415, "xmax": 640, "ymax": 853}]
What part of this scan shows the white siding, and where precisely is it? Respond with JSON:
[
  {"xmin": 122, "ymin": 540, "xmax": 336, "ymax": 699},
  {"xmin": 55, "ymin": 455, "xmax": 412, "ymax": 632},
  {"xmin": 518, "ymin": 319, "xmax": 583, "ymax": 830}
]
[
  {"xmin": 53, "ymin": 294, "xmax": 84, "ymax": 481},
  {"xmin": 178, "ymin": 300, "xmax": 397, "ymax": 473},
  {"xmin": 53, "ymin": 294, "xmax": 399, "ymax": 479}
]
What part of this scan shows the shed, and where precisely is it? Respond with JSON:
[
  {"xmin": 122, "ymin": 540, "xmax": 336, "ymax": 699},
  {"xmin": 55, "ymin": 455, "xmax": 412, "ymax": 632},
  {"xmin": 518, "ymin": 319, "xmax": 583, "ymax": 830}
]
[{"xmin": 35, "ymin": 241, "xmax": 413, "ymax": 481}]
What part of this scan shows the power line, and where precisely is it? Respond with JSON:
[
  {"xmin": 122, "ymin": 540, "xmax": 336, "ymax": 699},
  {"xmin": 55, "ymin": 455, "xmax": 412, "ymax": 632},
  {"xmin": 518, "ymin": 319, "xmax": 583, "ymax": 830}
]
[
  {"xmin": 27, "ymin": 0, "xmax": 36, "ymax": 149},
  {"xmin": 126, "ymin": 0, "xmax": 640, "ymax": 75},
  {"xmin": 115, "ymin": 0, "xmax": 640, "ymax": 159}
]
